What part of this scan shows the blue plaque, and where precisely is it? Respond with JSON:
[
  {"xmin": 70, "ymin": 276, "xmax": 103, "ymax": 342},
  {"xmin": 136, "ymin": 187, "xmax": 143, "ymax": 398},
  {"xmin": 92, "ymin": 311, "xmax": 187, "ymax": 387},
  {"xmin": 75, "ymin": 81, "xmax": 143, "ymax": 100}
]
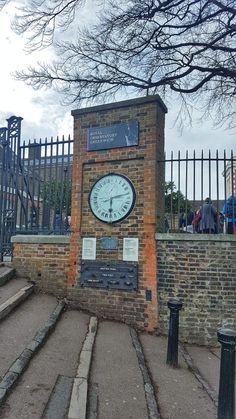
[
  {"xmin": 87, "ymin": 121, "xmax": 139, "ymax": 151},
  {"xmin": 100, "ymin": 237, "xmax": 118, "ymax": 250}
]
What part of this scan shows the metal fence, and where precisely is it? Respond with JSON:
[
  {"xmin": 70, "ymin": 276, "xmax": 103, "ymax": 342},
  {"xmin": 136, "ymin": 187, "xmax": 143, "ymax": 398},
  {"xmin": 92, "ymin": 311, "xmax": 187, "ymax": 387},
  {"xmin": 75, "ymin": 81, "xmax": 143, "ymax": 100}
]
[
  {"xmin": 1, "ymin": 116, "xmax": 235, "ymax": 259},
  {"xmin": 19, "ymin": 136, "xmax": 73, "ymax": 234},
  {"xmin": 161, "ymin": 150, "xmax": 236, "ymax": 234},
  {"xmin": 0, "ymin": 116, "xmax": 73, "ymax": 260}
]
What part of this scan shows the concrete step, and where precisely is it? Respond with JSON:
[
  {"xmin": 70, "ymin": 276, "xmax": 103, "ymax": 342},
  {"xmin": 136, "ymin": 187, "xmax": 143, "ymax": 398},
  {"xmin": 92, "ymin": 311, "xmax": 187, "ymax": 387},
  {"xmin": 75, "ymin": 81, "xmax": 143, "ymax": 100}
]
[
  {"xmin": 89, "ymin": 321, "xmax": 150, "ymax": 419},
  {"xmin": 0, "ymin": 277, "xmax": 31, "ymax": 306},
  {"xmin": 42, "ymin": 375, "xmax": 74, "ymax": 419},
  {"xmin": 41, "ymin": 316, "xmax": 98, "ymax": 419},
  {"xmin": 0, "ymin": 284, "xmax": 34, "ymax": 322},
  {"xmin": 42, "ymin": 316, "xmax": 99, "ymax": 419},
  {"xmin": 0, "ymin": 264, "xmax": 16, "ymax": 287},
  {"xmin": 0, "ymin": 294, "xmax": 60, "ymax": 381},
  {"xmin": 0, "ymin": 309, "xmax": 90, "ymax": 419},
  {"xmin": 68, "ymin": 316, "xmax": 98, "ymax": 419},
  {"xmin": 0, "ymin": 300, "xmax": 66, "ymax": 407}
]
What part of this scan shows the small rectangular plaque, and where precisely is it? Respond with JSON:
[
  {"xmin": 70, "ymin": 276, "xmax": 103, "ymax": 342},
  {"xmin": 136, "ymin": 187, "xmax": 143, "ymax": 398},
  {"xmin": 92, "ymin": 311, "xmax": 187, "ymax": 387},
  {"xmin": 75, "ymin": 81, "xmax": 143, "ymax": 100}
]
[
  {"xmin": 100, "ymin": 237, "xmax": 118, "ymax": 250},
  {"xmin": 123, "ymin": 238, "xmax": 139, "ymax": 262},
  {"xmin": 87, "ymin": 121, "xmax": 139, "ymax": 151},
  {"xmin": 82, "ymin": 238, "xmax": 96, "ymax": 260}
]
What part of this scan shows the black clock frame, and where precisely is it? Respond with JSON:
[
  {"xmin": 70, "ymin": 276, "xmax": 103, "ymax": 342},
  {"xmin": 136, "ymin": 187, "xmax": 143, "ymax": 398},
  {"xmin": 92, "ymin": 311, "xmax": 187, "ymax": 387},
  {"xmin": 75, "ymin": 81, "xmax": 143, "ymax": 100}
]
[{"xmin": 88, "ymin": 173, "xmax": 136, "ymax": 224}]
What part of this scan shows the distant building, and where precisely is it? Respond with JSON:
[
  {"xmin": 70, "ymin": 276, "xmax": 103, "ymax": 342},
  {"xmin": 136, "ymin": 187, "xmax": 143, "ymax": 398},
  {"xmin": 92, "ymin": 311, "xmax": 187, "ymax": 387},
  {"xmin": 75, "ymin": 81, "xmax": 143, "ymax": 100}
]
[{"xmin": 223, "ymin": 157, "xmax": 236, "ymax": 197}]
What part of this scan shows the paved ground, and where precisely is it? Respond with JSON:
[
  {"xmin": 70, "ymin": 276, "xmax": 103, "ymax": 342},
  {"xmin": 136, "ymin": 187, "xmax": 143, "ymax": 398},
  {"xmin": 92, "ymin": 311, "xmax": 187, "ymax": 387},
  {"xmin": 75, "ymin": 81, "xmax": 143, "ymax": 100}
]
[
  {"xmin": 0, "ymin": 275, "xmax": 233, "ymax": 419},
  {"xmin": 90, "ymin": 321, "xmax": 149, "ymax": 419},
  {"xmin": 140, "ymin": 335, "xmax": 217, "ymax": 419}
]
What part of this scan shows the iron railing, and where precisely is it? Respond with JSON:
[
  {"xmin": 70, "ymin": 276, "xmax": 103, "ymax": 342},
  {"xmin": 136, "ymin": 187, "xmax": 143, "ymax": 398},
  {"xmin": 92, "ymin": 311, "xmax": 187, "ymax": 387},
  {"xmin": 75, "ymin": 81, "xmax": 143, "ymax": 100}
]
[
  {"xmin": 0, "ymin": 116, "xmax": 23, "ymax": 259},
  {"xmin": 1, "ymin": 116, "xmax": 235, "ymax": 260},
  {"xmin": 18, "ymin": 136, "xmax": 73, "ymax": 235},
  {"xmin": 0, "ymin": 116, "xmax": 73, "ymax": 261},
  {"xmin": 160, "ymin": 150, "xmax": 236, "ymax": 234}
]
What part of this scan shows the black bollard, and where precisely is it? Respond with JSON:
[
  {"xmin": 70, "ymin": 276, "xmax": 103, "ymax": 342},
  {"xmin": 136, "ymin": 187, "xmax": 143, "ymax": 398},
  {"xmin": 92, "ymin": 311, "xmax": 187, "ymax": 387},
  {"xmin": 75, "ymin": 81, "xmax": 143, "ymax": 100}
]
[
  {"xmin": 166, "ymin": 299, "xmax": 183, "ymax": 368},
  {"xmin": 217, "ymin": 328, "xmax": 236, "ymax": 419}
]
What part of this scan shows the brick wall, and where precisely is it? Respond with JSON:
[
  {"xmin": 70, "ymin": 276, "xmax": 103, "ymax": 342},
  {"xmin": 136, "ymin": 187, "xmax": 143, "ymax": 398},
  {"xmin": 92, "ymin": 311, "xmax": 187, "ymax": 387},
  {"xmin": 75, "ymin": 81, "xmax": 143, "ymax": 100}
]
[
  {"xmin": 68, "ymin": 95, "xmax": 167, "ymax": 331},
  {"xmin": 11, "ymin": 232, "xmax": 235, "ymax": 345},
  {"xmin": 156, "ymin": 233, "xmax": 236, "ymax": 345},
  {"xmin": 11, "ymin": 236, "xmax": 70, "ymax": 296}
]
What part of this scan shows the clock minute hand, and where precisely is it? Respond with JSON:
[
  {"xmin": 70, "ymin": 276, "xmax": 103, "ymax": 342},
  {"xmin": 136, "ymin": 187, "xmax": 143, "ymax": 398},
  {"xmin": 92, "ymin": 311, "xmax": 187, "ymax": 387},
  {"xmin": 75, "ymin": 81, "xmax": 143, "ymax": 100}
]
[
  {"xmin": 102, "ymin": 192, "xmax": 129, "ymax": 203},
  {"xmin": 111, "ymin": 192, "xmax": 129, "ymax": 199}
]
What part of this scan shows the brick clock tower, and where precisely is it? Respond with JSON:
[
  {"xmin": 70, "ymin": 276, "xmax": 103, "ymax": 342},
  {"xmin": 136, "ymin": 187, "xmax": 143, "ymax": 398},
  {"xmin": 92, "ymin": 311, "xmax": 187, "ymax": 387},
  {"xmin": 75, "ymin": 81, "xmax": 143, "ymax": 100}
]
[{"xmin": 68, "ymin": 95, "xmax": 167, "ymax": 332}]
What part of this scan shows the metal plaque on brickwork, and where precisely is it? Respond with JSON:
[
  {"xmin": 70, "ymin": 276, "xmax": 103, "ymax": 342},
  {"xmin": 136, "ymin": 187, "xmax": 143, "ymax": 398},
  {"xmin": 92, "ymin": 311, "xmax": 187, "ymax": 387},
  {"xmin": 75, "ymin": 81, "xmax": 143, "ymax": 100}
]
[
  {"xmin": 80, "ymin": 261, "xmax": 138, "ymax": 291},
  {"xmin": 87, "ymin": 121, "xmax": 139, "ymax": 151},
  {"xmin": 100, "ymin": 237, "xmax": 118, "ymax": 250}
]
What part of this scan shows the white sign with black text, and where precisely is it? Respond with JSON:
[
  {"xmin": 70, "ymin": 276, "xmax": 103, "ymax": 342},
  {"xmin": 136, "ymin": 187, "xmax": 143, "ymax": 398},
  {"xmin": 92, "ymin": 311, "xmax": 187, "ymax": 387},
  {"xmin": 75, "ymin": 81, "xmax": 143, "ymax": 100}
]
[
  {"xmin": 82, "ymin": 237, "xmax": 96, "ymax": 260},
  {"xmin": 123, "ymin": 238, "xmax": 139, "ymax": 262}
]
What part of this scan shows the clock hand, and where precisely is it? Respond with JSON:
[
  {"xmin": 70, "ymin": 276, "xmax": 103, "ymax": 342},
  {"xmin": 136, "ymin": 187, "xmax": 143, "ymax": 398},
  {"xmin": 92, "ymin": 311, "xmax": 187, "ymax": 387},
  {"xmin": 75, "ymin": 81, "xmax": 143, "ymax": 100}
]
[
  {"xmin": 109, "ymin": 198, "xmax": 113, "ymax": 221},
  {"xmin": 102, "ymin": 192, "xmax": 129, "ymax": 203},
  {"xmin": 102, "ymin": 197, "xmax": 113, "ymax": 203},
  {"xmin": 111, "ymin": 192, "xmax": 129, "ymax": 199}
]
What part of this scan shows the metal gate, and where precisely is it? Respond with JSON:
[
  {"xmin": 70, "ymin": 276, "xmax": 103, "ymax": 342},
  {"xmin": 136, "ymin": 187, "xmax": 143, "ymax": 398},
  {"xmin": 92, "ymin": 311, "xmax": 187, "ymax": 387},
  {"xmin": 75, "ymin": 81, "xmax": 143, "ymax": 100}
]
[{"xmin": 0, "ymin": 116, "xmax": 73, "ymax": 261}]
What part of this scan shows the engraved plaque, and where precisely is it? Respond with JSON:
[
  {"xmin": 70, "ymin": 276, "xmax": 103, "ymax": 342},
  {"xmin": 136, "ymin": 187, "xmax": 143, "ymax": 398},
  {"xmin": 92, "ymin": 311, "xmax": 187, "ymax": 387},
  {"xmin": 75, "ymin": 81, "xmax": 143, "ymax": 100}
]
[{"xmin": 80, "ymin": 261, "xmax": 138, "ymax": 291}]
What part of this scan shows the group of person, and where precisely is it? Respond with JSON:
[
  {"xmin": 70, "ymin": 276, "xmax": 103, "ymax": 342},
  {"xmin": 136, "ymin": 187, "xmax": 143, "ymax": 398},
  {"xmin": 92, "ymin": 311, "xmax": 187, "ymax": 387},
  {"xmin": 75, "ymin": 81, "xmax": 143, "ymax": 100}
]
[
  {"xmin": 179, "ymin": 197, "xmax": 233, "ymax": 234},
  {"xmin": 190, "ymin": 198, "xmax": 220, "ymax": 234}
]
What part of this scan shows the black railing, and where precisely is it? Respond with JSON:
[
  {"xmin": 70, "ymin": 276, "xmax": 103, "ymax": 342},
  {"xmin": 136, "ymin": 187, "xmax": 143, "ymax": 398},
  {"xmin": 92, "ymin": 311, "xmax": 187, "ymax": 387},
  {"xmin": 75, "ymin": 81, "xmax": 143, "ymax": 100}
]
[
  {"xmin": 0, "ymin": 116, "xmax": 73, "ymax": 261},
  {"xmin": 160, "ymin": 150, "xmax": 236, "ymax": 234},
  {"xmin": 0, "ymin": 116, "xmax": 23, "ymax": 259},
  {"xmin": 1, "ymin": 117, "xmax": 235, "ymax": 259},
  {"xmin": 18, "ymin": 136, "xmax": 73, "ymax": 235}
]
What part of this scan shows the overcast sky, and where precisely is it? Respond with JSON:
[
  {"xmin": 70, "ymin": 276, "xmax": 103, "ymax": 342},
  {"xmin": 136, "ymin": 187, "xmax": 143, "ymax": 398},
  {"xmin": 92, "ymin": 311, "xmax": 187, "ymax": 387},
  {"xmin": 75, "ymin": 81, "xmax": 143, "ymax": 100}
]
[{"xmin": 0, "ymin": 1, "xmax": 235, "ymax": 159}]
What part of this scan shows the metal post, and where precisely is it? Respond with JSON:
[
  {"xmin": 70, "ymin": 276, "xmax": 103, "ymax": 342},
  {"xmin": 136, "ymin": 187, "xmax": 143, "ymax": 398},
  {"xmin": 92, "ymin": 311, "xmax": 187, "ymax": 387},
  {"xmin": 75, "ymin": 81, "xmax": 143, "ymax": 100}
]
[
  {"xmin": 217, "ymin": 328, "xmax": 236, "ymax": 419},
  {"xmin": 166, "ymin": 299, "xmax": 183, "ymax": 368}
]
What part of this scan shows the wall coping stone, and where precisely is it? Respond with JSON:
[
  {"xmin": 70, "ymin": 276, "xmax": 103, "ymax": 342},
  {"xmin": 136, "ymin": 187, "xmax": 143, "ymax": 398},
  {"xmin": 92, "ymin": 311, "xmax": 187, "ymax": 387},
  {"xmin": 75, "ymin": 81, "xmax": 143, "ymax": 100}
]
[
  {"xmin": 155, "ymin": 233, "xmax": 236, "ymax": 242},
  {"xmin": 71, "ymin": 94, "xmax": 168, "ymax": 116},
  {"xmin": 11, "ymin": 235, "xmax": 71, "ymax": 244}
]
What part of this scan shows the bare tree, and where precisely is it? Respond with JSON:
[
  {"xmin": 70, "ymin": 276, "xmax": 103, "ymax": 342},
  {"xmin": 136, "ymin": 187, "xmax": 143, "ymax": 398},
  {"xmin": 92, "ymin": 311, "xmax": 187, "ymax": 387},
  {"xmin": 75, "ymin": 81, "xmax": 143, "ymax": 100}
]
[{"xmin": 5, "ymin": 0, "xmax": 236, "ymax": 127}]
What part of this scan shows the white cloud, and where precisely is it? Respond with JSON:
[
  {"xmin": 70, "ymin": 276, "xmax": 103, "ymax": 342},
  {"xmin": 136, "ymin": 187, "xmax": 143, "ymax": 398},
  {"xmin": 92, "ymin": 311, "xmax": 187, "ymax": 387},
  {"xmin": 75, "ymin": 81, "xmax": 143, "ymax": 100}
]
[
  {"xmin": 165, "ymin": 107, "xmax": 235, "ymax": 156},
  {"xmin": 0, "ymin": 1, "xmax": 235, "ymax": 155},
  {"xmin": 0, "ymin": 2, "xmax": 71, "ymax": 138}
]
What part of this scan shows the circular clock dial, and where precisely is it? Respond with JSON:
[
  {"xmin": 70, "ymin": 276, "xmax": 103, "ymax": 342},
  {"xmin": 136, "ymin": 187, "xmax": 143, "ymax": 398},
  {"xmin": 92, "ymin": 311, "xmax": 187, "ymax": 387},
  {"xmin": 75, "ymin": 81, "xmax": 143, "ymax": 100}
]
[{"xmin": 89, "ymin": 173, "xmax": 136, "ymax": 223}]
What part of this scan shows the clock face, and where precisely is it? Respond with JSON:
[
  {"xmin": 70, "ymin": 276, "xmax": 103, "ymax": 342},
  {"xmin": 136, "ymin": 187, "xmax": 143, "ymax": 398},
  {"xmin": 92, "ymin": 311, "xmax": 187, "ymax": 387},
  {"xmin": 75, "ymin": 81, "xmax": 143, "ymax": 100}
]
[{"xmin": 89, "ymin": 173, "xmax": 136, "ymax": 223}]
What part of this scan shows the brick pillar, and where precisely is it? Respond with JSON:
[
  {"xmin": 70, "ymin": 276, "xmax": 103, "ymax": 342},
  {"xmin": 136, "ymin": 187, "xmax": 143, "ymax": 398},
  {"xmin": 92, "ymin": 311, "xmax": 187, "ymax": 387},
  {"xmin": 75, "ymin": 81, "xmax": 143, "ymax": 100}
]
[{"xmin": 68, "ymin": 95, "xmax": 167, "ymax": 331}]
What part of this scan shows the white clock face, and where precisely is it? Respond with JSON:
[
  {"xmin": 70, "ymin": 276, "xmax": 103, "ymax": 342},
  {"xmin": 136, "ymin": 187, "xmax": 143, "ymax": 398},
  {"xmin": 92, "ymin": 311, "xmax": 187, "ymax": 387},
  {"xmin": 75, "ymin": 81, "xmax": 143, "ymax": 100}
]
[{"xmin": 89, "ymin": 173, "xmax": 136, "ymax": 223}]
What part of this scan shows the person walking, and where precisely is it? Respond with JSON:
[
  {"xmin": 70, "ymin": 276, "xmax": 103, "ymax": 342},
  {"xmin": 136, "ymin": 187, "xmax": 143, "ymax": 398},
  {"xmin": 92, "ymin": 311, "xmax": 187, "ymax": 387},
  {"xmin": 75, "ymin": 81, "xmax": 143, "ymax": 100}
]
[{"xmin": 199, "ymin": 198, "xmax": 217, "ymax": 234}]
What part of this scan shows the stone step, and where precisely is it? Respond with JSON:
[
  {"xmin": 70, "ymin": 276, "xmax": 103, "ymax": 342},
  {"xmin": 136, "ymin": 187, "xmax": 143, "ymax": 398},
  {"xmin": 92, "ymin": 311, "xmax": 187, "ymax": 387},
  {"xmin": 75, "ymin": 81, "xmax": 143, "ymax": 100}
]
[
  {"xmin": 0, "ymin": 284, "xmax": 34, "ymax": 322},
  {"xmin": 0, "ymin": 300, "xmax": 66, "ymax": 406},
  {"xmin": 68, "ymin": 316, "xmax": 98, "ymax": 419},
  {"xmin": 42, "ymin": 375, "xmax": 74, "ymax": 419},
  {"xmin": 0, "ymin": 264, "xmax": 16, "ymax": 287}
]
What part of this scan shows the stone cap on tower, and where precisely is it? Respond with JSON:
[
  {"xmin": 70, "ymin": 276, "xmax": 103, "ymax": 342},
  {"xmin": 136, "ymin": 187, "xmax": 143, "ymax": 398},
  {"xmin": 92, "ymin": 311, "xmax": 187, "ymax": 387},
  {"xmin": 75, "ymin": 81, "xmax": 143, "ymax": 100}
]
[{"xmin": 71, "ymin": 94, "xmax": 168, "ymax": 116}]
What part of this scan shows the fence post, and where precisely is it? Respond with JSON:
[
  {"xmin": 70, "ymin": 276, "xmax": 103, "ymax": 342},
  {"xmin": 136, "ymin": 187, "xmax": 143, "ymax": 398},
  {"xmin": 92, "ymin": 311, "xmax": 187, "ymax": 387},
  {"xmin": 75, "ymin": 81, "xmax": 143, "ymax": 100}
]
[
  {"xmin": 166, "ymin": 299, "xmax": 183, "ymax": 368},
  {"xmin": 217, "ymin": 328, "xmax": 236, "ymax": 419}
]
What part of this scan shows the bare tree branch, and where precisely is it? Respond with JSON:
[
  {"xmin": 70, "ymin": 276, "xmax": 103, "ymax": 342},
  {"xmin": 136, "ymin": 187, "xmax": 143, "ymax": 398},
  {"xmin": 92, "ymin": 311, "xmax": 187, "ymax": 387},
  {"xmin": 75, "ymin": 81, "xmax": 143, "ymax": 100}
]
[
  {"xmin": 12, "ymin": 0, "xmax": 86, "ymax": 50},
  {"xmin": 2, "ymin": 0, "xmax": 236, "ymax": 128}
]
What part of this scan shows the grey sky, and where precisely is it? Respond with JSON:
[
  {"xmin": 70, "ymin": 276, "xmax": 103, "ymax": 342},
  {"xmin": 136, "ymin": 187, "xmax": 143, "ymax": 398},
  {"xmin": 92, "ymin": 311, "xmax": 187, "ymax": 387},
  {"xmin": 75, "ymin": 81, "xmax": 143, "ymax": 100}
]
[{"xmin": 0, "ymin": 1, "xmax": 235, "ymax": 156}]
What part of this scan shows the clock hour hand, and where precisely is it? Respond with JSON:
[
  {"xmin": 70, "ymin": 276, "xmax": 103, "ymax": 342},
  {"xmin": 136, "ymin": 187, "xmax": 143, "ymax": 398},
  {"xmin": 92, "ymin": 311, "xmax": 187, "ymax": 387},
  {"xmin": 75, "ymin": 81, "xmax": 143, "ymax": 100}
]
[{"xmin": 109, "ymin": 198, "xmax": 113, "ymax": 219}]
